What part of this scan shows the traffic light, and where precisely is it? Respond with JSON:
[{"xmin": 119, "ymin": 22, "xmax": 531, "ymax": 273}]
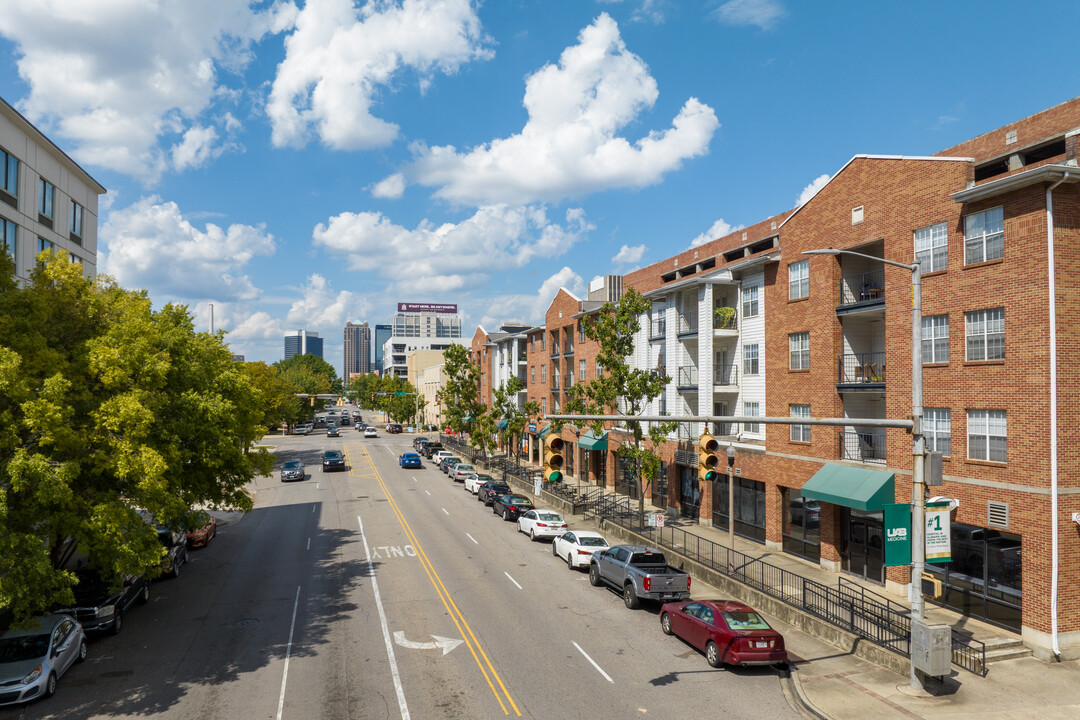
[
  {"xmin": 698, "ymin": 432, "xmax": 719, "ymax": 483},
  {"xmin": 544, "ymin": 434, "xmax": 564, "ymax": 483}
]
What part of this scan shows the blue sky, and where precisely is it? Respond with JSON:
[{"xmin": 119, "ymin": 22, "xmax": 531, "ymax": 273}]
[{"xmin": 1, "ymin": 1, "xmax": 1076, "ymax": 373}]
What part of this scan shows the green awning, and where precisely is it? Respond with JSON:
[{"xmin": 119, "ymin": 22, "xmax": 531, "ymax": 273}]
[
  {"xmin": 801, "ymin": 464, "xmax": 895, "ymax": 512},
  {"xmin": 496, "ymin": 418, "xmax": 509, "ymax": 430},
  {"xmin": 535, "ymin": 423, "xmax": 551, "ymax": 437},
  {"xmin": 577, "ymin": 429, "xmax": 608, "ymax": 451},
  {"xmin": 463, "ymin": 416, "xmax": 474, "ymax": 422}
]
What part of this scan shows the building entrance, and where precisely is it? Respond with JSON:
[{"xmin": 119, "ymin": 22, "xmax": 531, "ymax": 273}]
[{"xmin": 841, "ymin": 508, "xmax": 885, "ymax": 584}]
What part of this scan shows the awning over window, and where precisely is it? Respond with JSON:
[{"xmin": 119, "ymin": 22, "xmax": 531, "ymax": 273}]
[
  {"xmin": 577, "ymin": 429, "xmax": 608, "ymax": 451},
  {"xmin": 536, "ymin": 423, "xmax": 551, "ymax": 437},
  {"xmin": 496, "ymin": 418, "xmax": 509, "ymax": 430},
  {"xmin": 800, "ymin": 464, "xmax": 895, "ymax": 512},
  {"xmin": 462, "ymin": 416, "xmax": 474, "ymax": 422}
]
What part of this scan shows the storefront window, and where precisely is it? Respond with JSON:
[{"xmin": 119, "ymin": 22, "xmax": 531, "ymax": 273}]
[
  {"xmin": 712, "ymin": 476, "xmax": 765, "ymax": 543},
  {"xmin": 782, "ymin": 487, "xmax": 821, "ymax": 562},
  {"xmin": 615, "ymin": 453, "xmax": 638, "ymax": 498},
  {"xmin": 923, "ymin": 522, "xmax": 1021, "ymax": 631},
  {"xmin": 652, "ymin": 461, "xmax": 668, "ymax": 507}
]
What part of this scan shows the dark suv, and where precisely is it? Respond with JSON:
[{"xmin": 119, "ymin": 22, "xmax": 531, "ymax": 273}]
[
  {"xmin": 157, "ymin": 526, "xmax": 188, "ymax": 579},
  {"xmin": 56, "ymin": 569, "xmax": 150, "ymax": 635},
  {"xmin": 421, "ymin": 442, "xmax": 444, "ymax": 459},
  {"xmin": 387, "ymin": 423, "xmax": 403, "ymax": 434}
]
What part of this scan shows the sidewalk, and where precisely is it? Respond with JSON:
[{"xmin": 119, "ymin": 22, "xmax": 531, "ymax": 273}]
[{"xmin": 463, "ymin": 449, "xmax": 1080, "ymax": 720}]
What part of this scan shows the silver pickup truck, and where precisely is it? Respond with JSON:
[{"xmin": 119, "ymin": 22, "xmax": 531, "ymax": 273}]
[{"xmin": 589, "ymin": 544, "xmax": 691, "ymax": 609}]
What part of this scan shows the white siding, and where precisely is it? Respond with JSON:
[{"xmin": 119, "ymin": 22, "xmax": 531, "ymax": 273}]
[{"xmin": 739, "ymin": 270, "xmax": 766, "ymax": 441}]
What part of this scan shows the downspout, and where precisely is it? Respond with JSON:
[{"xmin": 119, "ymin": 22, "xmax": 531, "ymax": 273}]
[{"xmin": 1046, "ymin": 170, "xmax": 1069, "ymax": 660}]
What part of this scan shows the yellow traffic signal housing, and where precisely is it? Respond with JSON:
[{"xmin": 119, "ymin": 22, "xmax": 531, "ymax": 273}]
[
  {"xmin": 544, "ymin": 434, "xmax": 565, "ymax": 482},
  {"xmin": 699, "ymin": 433, "xmax": 719, "ymax": 483}
]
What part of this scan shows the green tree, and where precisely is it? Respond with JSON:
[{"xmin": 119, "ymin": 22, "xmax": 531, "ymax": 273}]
[
  {"xmin": 241, "ymin": 361, "xmax": 304, "ymax": 433},
  {"xmin": 273, "ymin": 353, "xmax": 341, "ymax": 415},
  {"xmin": 564, "ymin": 287, "xmax": 675, "ymax": 513},
  {"xmin": 440, "ymin": 345, "xmax": 485, "ymax": 438},
  {"xmin": 492, "ymin": 376, "xmax": 538, "ymax": 470},
  {"xmin": 0, "ymin": 251, "xmax": 270, "ymax": 625}
]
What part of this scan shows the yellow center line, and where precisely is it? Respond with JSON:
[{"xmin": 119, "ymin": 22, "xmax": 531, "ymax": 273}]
[{"xmin": 346, "ymin": 445, "xmax": 522, "ymax": 716}]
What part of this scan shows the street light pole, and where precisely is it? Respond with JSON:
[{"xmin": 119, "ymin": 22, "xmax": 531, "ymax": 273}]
[
  {"xmin": 804, "ymin": 248, "xmax": 926, "ymax": 692},
  {"xmin": 726, "ymin": 445, "xmax": 736, "ymax": 566}
]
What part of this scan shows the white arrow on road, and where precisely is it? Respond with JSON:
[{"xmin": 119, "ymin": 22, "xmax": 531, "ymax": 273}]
[{"xmin": 393, "ymin": 631, "xmax": 463, "ymax": 655}]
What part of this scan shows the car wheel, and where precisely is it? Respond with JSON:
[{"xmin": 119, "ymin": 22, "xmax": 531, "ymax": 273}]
[
  {"xmin": 137, "ymin": 584, "xmax": 150, "ymax": 605},
  {"xmin": 171, "ymin": 558, "xmax": 182, "ymax": 579},
  {"xmin": 566, "ymin": 552, "xmax": 575, "ymax": 569},
  {"xmin": 44, "ymin": 672, "xmax": 57, "ymax": 698},
  {"xmin": 706, "ymin": 640, "xmax": 722, "ymax": 668},
  {"xmin": 624, "ymin": 583, "xmax": 640, "ymax": 609},
  {"xmin": 660, "ymin": 612, "xmax": 673, "ymax": 636},
  {"xmin": 529, "ymin": 529, "xmax": 537, "ymax": 542},
  {"xmin": 551, "ymin": 542, "xmax": 558, "ymax": 556},
  {"xmin": 76, "ymin": 639, "xmax": 88, "ymax": 663},
  {"xmin": 589, "ymin": 564, "xmax": 602, "ymax": 587},
  {"xmin": 111, "ymin": 612, "xmax": 123, "ymax": 636},
  {"xmin": 503, "ymin": 509, "xmax": 510, "ymax": 521}
]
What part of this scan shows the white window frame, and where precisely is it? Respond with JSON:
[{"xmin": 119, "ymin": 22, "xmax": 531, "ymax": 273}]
[
  {"xmin": 788, "ymin": 259, "xmax": 809, "ymax": 300},
  {"xmin": 967, "ymin": 409, "xmax": 1006, "ymax": 463},
  {"xmin": 743, "ymin": 401, "xmax": 760, "ymax": 434},
  {"xmin": 579, "ymin": 359, "xmax": 586, "ymax": 381},
  {"xmin": 790, "ymin": 404, "xmax": 811, "ymax": 442},
  {"xmin": 921, "ymin": 314, "xmax": 949, "ymax": 364},
  {"xmin": 743, "ymin": 343, "xmax": 759, "ymax": 375},
  {"xmin": 540, "ymin": 365, "xmax": 546, "ymax": 383},
  {"xmin": 530, "ymin": 365, "xmax": 535, "ymax": 383},
  {"xmin": 914, "ymin": 221, "xmax": 948, "ymax": 273},
  {"xmin": 965, "ymin": 308, "xmax": 1005, "ymax": 361},
  {"xmin": 38, "ymin": 178, "xmax": 54, "ymax": 218},
  {"xmin": 741, "ymin": 285, "xmax": 759, "ymax": 318},
  {"xmin": 789, "ymin": 332, "xmax": 810, "ymax": 370},
  {"xmin": 964, "ymin": 206, "xmax": 1004, "ymax": 265},
  {"xmin": 924, "ymin": 408, "xmax": 951, "ymax": 456}
]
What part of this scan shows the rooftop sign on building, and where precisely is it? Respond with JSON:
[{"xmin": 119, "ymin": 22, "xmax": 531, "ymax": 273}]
[{"xmin": 398, "ymin": 302, "xmax": 458, "ymax": 314}]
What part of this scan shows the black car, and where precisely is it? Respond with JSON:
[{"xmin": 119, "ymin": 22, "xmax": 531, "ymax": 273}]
[
  {"xmin": 156, "ymin": 526, "xmax": 188, "ymax": 579},
  {"xmin": 478, "ymin": 481, "xmax": 512, "ymax": 506},
  {"xmin": 322, "ymin": 449, "xmax": 345, "ymax": 472},
  {"xmin": 387, "ymin": 423, "xmax": 403, "ymax": 434},
  {"xmin": 413, "ymin": 436, "xmax": 429, "ymax": 450},
  {"xmin": 421, "ymin": 442, "xmax": 444, "ymax": 459},
  {"xmin": 440, "ymin": 457, "xmax": 462, "ymax": 475},
  {"xmin": 55, "ymin": 569, "xmax": 150, "ymax": 635},
  {"xmin": 492, "ymin": 493, "xmax": 535, "ymax": 521},
  {"xmin": 326, "ymin": 425, "xmax": 340, "ymax": 437},
  {"xmin": 339, "ymin": 415, "xmax": 350, "ymax": 426}
]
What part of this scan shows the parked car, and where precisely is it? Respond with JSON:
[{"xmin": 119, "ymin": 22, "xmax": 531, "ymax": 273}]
[
  {"xmin": 387, "ymin": 423, "xmax": 402, "ymax": 434},
  {"xmin": 280, "ymin": 458, "xmax": 305, "ymax": 482},
  {"xmin": 413, "ymin": 436, "xmax": 429, "ymax": 450},
  {"xmin": 589, "ymin": 545, "xmax": 691, "ymax": 609},
  {"xmin": 432, "ymin": 450, "xmax": 454, "ymax": 466},
  {"xmin": 322, "ymin": 449, "xmax": 345, "ymax": 472},
  {"xmin": 364, "ymin": 426, "xmax": 378, "ymax": 438},
  {"xmin": 440, "ymin": 457, "xmax": 463, "ymax": 474},
  {"xmin": 326, "ymin": 425, "xmax": 340, "ymax": 438},
  {"xmin": 55, "ymin": 569, "xmax": 149, "ymax": 635},
  {"xmin": 492, "ymin": 493, "xmax": 535, "ymax": 521},
  {"xmin": 464, "ymin": 473, "xmax": 494, "ymax": 494},
  {"xmin": 660, "ymin": 600, "xmax": 787, "ymax": 668},
  {"xmin": 420, "ymin": 442, "xmax": 444, "ymax": 458},
  {"xmin": 516, "ymin": 509, "xmax": 568, "ymax": 541},
  {"xmin": 399, "ymin": 452, "xmax": 423, "ymax": 469},
  {"xmin": 449, "ymin": 463, "xmax": 476, "ymax": 482},
  {"xmin": 0, "ymin": 614, "xmax": 87, "ymax": 706},
  {"xmin": 156, "ymin": 525, "xmax": 188, "ymax": 579},
  {"xmin": 553, "ymin": 530, "xmax": 610, "ymax": 569},
  {"xmin": 185, "ymin": 510, "xmax": 217, "ymax": 548},
  {"xmin": 293, "ymin": 423, "xmax": 312, "ymax": 435},
  {"xmin": 478, "ymin": 481, "xmax": 511, "ymax": 506}
]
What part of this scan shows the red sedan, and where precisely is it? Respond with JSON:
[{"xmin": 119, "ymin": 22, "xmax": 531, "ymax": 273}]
[
  {"xmin": 185, "ymin": 511, "xmax": 217, "ymax": 548},
  {"xmin": 659, "ymin": 600, "xmax": 787, "ymax": 668}
]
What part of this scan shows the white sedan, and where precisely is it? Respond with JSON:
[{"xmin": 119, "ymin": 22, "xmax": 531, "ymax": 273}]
[
  {"xmin": 552, "ymin": 530, "xmax": 611, "ymax": 569},
  {"xmin": 464, "ymin": 473, "xmax": 494, "ymax": 494},
  {"xmin": 516, "ymin": 509, "xmax": 568, "ymax": 541},
  {"xmin": 364, "ymin": 426, "xmax": 378, "ymax": 438}
]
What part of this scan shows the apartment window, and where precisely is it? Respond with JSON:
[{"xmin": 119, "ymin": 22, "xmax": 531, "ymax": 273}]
[
  {"xmin": 789, "ymin": 332, "xmax": 810, "ymax": 370},
  {"xmin": 540, "ymin": 333, "xmax": 545, "ymax": 351},
  {"xmin": 788, "ymin": 259, "xmax": 809, "ymax": 300},
  {"xmin": 743, "ymin": 343, "xmax": 759, "ymax": 375},
  {"xmin": 914, "ymin": 222, "xmax": 948, "ymax": 273},
  {"xmin": 579, "ymin": 323, "xmax": 586, "ymax": 342},
  {"xmin": 579, "ymin": 359, "xmax": 586, "ymax": 381},
  {"xmin": 967, "ymin": 409, "xmax": 1006, "ymax": 463},
  {"xmin": 922, "ymin": 315, "xmax": 949, "ymax": 363},
  {"xmin": 1, "ymin": 217, "xmax": 16, "ymax": 259},
  {"xmin": 743, "ymin": 401, "xmax": 760, "ymax": 433},
  {"xmin": 37, "ymin": 237, "xmax": 53, "ymax": 254},
  {"xmin": 531, "ymin": 365, "xmax": 535, "ymax": 383},
  {"xmin": 70, "ymin": 200, "xmax": 84, "ymax": 237},
  {"xmin": 69, "ymin": 252, "xmax": 81, "ymax": 265},
  {"xmin": 38, "ymin": 178, "xmax": 54, "ymax": 218},
  {"xmin": 965, "ymin": 308, "xmax": 1005, "ymax": 361},
  {"xmin": 741, "ymin": 285, "xmax": 759, "ymax": 317},
  {"xmin": 541, "ymin": 365, "xmax": 546, "ymax": 383},
  {"xmin": 790, "ymin": 404, "xmax": 811, "ymax": 442},
  {"xmin": 0, "ymin": 147, "xmax": 17, "ymax": 197},
  {"xmin": 596, "ymin": 361, "xmax": 602, "ymax": 378},
  {"xmin": 925, "ymin": 408, "xmax": 951, "ymax": 456},
  {"xmin": 964, "ymin": 207, "xmax": 1004, "ymax": 265},
  {"xmin": 541, "ymin": 397, "xmax": 547, "ymax": 414},
  {"xmin": 530, "ymin": 335, "xmax": 535, "ymax": 352}
]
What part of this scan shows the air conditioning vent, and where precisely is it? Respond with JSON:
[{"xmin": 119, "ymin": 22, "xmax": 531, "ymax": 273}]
[{"xmin": 987, "ymin": 500, "xmax": 1009, "ymax": 529}]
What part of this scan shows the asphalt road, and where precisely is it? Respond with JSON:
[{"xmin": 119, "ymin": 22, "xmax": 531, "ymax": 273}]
[{"xmin": 4, "ymin": 424, "xmax": 801, "ymax": 720}]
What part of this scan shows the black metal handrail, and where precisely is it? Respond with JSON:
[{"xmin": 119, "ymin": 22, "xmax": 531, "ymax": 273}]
[
  {"xmin": 838, "ymin": 430, "xmax": 887, "ymax": 465},
  {"xmin": 838, "ymin": 351, "xmax": 886, "ymax": 384},
  {"xmin": 839, "ymin": 268, "xmax": 886, "ymax": 306}
]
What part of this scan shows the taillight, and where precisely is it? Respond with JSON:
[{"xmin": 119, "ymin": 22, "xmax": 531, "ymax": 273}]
[
  {"xmin": 537, "ymin": 522, "xmax": 548, "ymax": 527},
  {"xmin": 644, "ymin": 577, "xmax": 652, "ymax": 592},
  {"xmin": 687, "ymin": 577, "xmax": 692, "ymax": 591},
  {"xmin": 577, "ymin": 549, "xmax": 591, "ymax": 555}
]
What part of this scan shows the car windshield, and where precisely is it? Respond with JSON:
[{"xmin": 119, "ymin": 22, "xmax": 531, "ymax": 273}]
[
  {"xmin": 0, "ymin": 634, "xmax": 49, "ymax": 663},
  {"xmin": 537, "ymin": 513, "xmax": 562, "ymax": 521},
  {"xmin": 721, "ymin": 612, "xmax": 771, "ymax": 630},
  {"xmin": 284, "ymin": 460, "xmax": 301, "ymax": 469},
  {"xmin": 455, "ymin": 465, "xmax": 473, "ymax": 472},
  {"xmin": 491, "ymin": 485, "xmax": 510, "ymax": 493},
  {"xmin": 324, "ymin": 451, "xmax": 342, "ymax": 459},
  {"xmin": 579, "ymin": 537, "xmax": 608, "ymax": 547},
  {"xmin": 476, "ymin": 475, "xmax": 493, "ymax": 482},
  {"xmin": 505, "ymin": 496, "xmax": 529, "ymax": 504}
]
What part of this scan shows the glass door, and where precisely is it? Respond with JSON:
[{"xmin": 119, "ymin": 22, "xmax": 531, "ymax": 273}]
[{"xmin": 842, "ymin": 508, "xmax": 885, "ymax": 584}]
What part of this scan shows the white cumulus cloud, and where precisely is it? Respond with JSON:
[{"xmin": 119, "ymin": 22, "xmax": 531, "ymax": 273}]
[
  {"xmin": 478, "ymin": 266, "xmax": 586, "ymax": 329},
  {"xmin": 690, "ymin": 218, "xmax": 743, "ymax": 247},
  {"xmin": 267, "ymin": 0, "xmax": 492, "ymax": 150},
  {"xmin": 285, "ymin": 274, "xmax": 371, "ymax": 329},
  {"xmin": 796, "ymin": 174, "xmax": 831, "ymax": 207},
  {"xmin": 612, "ymin": 244, "xmax": 646, "ymax": 264},
  {"xmin": 711, "ymin": 0, "xmax": 786, "ymax": 30},
  {"xmin": 371, "ymin": 173, "xmax": 407, "ymax": 199},
  {"xmin": 0, "ymin": 0, "xmax": 297, "ymax": 181},
  {"xmin": 100, "ymin": 196, "xmax": 276, "ymax": 302},
  {"xmin": 408, "ymin": 12, "xmax": 719, "ymax": 205}
]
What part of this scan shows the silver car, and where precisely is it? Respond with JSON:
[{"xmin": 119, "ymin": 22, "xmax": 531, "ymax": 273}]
[
  {"xmin": 280, "ymin": 458, "xmax": 305, "ymax": 482},
  {"xmin": 0, "ymin": 614, "xmax": 86, "ymax": 706}
]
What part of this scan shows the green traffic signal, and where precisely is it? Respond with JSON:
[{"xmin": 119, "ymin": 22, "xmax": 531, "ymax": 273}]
[
  {"xmin": 704, "ymin": 470, "xmax": 719, "ymax": 482},
  {"xmin": 547, "ymin": 470, "xmax": 563, "ymax": 483}
]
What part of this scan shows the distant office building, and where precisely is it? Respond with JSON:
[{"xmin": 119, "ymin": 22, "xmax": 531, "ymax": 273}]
[
  {"xmin": 1, "ymin": 95, "xmax": 106, "ymax": 283},
  {"xmin": 343, "ymin": 321, "xmax": 371, "ymax": 378},
  {"xmin": 231, "ymin": 354, "xmax": 245, "ymax": 363},
  {"xmin": 283, "ymin": 330, "xmax": 323, "ymax": 360},
  {"xmin": 374, "ymin": 323, "xmax": 392, "ymax": 370},
  {"xmin": 382, "ymin": 303, "xmax": 466, "ymax": 378}
]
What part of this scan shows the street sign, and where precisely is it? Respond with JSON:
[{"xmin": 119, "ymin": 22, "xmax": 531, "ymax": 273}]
[
  {"xmin": 655, "ymin": 513, "xmax": 665, "ymax": 528},
  {"xmin": 883, "ymin": 502, "xmax": 912, "ymax": 567},
  {"xmin": 528, "ymin": 421, "xmax": 537, "ymax": 433},
  {"xmin": 925, "ymin": 501, "xmax": 952, "ymax": 563}
]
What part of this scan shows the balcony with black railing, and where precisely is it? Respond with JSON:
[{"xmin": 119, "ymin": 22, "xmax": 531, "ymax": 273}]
[
  {"xmin": 837, "ymin": 351, "xmax": 886, "ymax": 389},
  {"xmin": 676, "ymin": 365, "xmax": 698, "ymax": 389},
  {"xmin": 649, "ymin": 318, "xmax": 666, "ymax": 340},
  {"xmin": 677, "ymin": 314, "xmax": 698, "ymax": 337},
  {"xmin": 838, "ymin": 430, "xmax": 887, "ymax": 465},
  {"xmin": 838, "ymin": 268, "xmax": 885, "ymax": 308},
  {"xmin": 713, "ymin": 365, "xmax": 739, "ymax": 388},
  {"xmin": 550, "ymin": 342, "xmax": 560, "ymax": 358},
  {"xmin": 564, "ymin": 341, "xmax": 574, "ymax": 356},
  {"xmin": 713, "ymin": 306, "xmax": 738, "ymax": 331}
]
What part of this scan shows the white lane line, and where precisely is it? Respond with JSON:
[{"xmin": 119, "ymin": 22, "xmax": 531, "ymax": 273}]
[
  {"xmin": 465, "ymin": 533, "xmax": 478, "ymax": 545},
  {"xmin": 412, "ymin": 476, "xmax": 417, "ymax": 483},
  {"xmin": 315, "ymin": 482, "xmax": 320, "ymax": 490},
  {"xmin": 311, "ymin": 504, "xmax": 315, "ymax": 513},
  {"xmin": 306, "ymin": 538, "xmax": 310, "ymax": 551},
  {"xmin": 357, "ymin": 513, "xmax": 411, "ymax": 719},
  {"xmin": 385, "ymin": 446, "xmax": 397, "ymax": 458},
  {"xmin": 275, "ymin": 585, "xmax": 302, "ymax": 720},
  {"xmin": 442, "ymin": 508, "xmax": 450, "ymax": 516},
  {"xmin": 425, "ymin": 489, "xmax": 431, "ymax": 496},
  {"xmin": 504, "ymin": 572, "xmax": 523, "ymax": 590},
  {"xmin": 573, "ymin": 642, "xmax": 614, "ymax": 684}
]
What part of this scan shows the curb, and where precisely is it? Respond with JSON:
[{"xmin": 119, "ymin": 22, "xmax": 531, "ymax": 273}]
[{"xmin": 782, "ymin": 662, "xmax": 833, "ymax": 720}]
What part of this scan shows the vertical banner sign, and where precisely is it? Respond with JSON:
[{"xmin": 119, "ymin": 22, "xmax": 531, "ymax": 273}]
[
  {"xmin": 883, "ymin": 502, "xmax": 912, "ymax": 567},
  {"xmin": 925, "ymin": 501, "xmax": 952, "ymax": 563}
]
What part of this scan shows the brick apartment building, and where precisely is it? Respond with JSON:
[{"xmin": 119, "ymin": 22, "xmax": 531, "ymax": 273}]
[{"xmin": 464, "ymin": 97, "xmax": 1080, "ymax": 660}]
